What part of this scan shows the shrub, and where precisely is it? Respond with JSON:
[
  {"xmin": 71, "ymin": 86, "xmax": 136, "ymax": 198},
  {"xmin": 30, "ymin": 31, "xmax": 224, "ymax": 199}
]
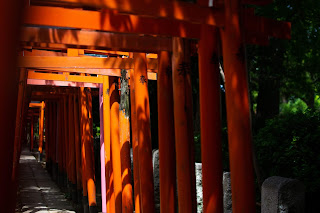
[{"xmin": 254, "ymin": 110, "xmax": 320, "ymax": 192}]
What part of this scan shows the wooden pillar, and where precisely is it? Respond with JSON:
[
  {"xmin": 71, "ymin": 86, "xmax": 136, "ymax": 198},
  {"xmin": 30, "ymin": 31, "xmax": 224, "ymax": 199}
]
[
  {"xmin": 74, "ymin": 92, "xmax": 83, "ymax": 203},
  {"xmin": 172, "ymin": 37, "xmax": 197, "ymax": 213},
  {"xmin": 120, "ymin": 70, "xmax": 133, "ymax": 213},
  {"xmin": 63, "ymin": 95, "xmax": 70, "ymax": 185},
  {"xmin": 103, "ymin": 76, "xmax": 114, "ymax": 213},
  {"xmin": 58, "ymin": 99, "xmax": 65, "ymax": 187},
  {"xmin": 12, "ymin": 69, "xmax": 27, "ymax": 180},
  {"xmin": 220, "ymin": 0, "xmax": 256, "ymax": 212},
  {"xmin": 52, "ymin": 102, "xmax": 58, "ymax": 181},
  {"xmin": 130, "ymin": 53, "xmax": 141, "ymax": 213},
  {"xmin": 0, "ymin": 1, "xmax": 21, "ymax": 211},
  {"xmin": 80, "ymin": 86, "xmax": 97, "ymax": 213},
  {"xmin": 68, "ymin": 94, "xmax": 77, "ymax": 201},
  {"xmin": 133, "ymin": 52, "xmax": 155, "ymax": 213},
  {"xmin": 198, "ymin": 25, "xmax": 223, "ymax": 213},
  {"xmin": 99, "ymin": 84, "xmax": 107, "ymax": 213},
  {"xmin": 39, "ymin": 101, "xmax": 45, "ymax": 154},
  {"xmin": 157, "ymin": 51, "xmax": 176, "ymax": 213},
  {"xmin": 86, "ymin": 88, "xmax": 97, "ymax": 213},
  {"xmin": 31, "ymin": 115, "xmax": 34, "ymax": 151},
  {"xmin": 45, "ymin": 101, "xmax": 50, "ymax": 163},
  {"xmin": 110, "ymin": 77, "xmax": 122, "ymax": 213}
]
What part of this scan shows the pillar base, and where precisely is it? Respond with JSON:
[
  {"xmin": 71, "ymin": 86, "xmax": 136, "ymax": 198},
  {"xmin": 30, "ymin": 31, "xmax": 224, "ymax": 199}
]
[
  {"xmin": 57, "ymin": 170, "xmax": 64, "ymax": 187},
  {"xmin": 71, "ymin": 183, "xmax": 77, "ymax": 203},
  {"xmin": 83, "ymin": 196, "xmax": 89, "ymax": 213},
  {"xmin": 52, "ymin": 162, "xmax": 58, "ymax": 182},
  {"xmin": 46, "ymin": 159, "xmax": 52, "ymax": 175},
  {"xmin": 67, "ymin": 180, "xmax": 72, "ymax": 200},
  {"xmin": 77, "ymin": 188, "xmax": 82, "ymax": 204},
  {"xmin": 89, "ymin": 205, "xmax": 98, "ymax": 213}
]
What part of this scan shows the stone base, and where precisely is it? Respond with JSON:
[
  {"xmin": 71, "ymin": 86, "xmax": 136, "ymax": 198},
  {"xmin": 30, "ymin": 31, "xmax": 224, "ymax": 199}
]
[{"xmin": 262, "ymin": 176, "xmax": 305, "ymax": 213}]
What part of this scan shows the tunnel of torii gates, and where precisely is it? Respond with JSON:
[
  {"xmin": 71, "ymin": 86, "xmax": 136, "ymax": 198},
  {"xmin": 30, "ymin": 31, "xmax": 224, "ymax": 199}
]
[{"xmin": 0, "ymin": 0, "xmax": 291, "ymax": 213}]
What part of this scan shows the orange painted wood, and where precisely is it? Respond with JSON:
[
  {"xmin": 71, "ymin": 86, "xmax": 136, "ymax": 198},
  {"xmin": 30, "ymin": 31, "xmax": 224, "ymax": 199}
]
[
  {"xmin": 242, "ymin": 0, "xmax": 273, "ymax": 5},
  {"xmin": 27, "ymin": 79, "xmax": 100, "ymax": 88},
  {"xmin": 157, "ymin": 51, "xmax": 176, "ymax": 213},
  {"xmin": 23, "ymin": 6, "xmax": 202, "ymax": 39},
  {"xmin": 13, "ymin": 69, "xmax": 27, "ymax": 180},
  {"xmin": 109, "ymin": 157, "xmax": 116, "ymax": 213},
  {"xmin": 243, "ymin": 13, "xmax": 291, "ymax": 40},
  {"xmin": 38, "ymin": 0, "xmax": 224, "ymax": 27},
  {"xmin": 31, "ymin": 115, "xmax": 34, "ymax": 151},
  {"xmin": 85, "ymin": 88, "xmax": 97, "ymax": 207},
  {"xmin": 18, "ymin": 56, "xmax": 158, "ymax": 70},
  {"xmin": 52, "ymin": 102, "xmax": 57, "ymax": 164},
  {"xmin": 58, "ymin": 99, "xmax": 65, "ymax": 175},
  {"xmin": 80, "ymin": 86, "xmax": 97, "ymax": 206},
  {"xmin": 172, "ymin": 37, "xmax": 197, "ymax": 213},
  {"xmin": 102, "ymin": 76, "xmax": 112, "ymax": 212},
  {"xmin": 45, "ymin": 101, "xmax": 50, "ymax": 162},
  {"xmin": 129, "ymin": 55, "xmax": 141, "ymax": 213},
  {"xmin": 29, "ymin": 102, "xmax": 42, "ymax": 108},
  {"xmin": 119, "ymin": 76, "xmax": 133, "ymax": 213},
  {"xmin": 49, "ymin": 102, "xmax": 55, "ymax": 163},
  {"xmin": 220, "ymin": 0, "xmax": 256, "ymax": 212},
  {"xmin": 109, "ymin": 77, "xmax": 122, "ymax": 212},
  {"xmin": 198, "ymin": 25, "xmax": 223, "ymax": 213},
  {"xmin": 21, "ymin": 27, "xmax": 172, "ymax": 52},
  {"xmin": 27, "ymin": 68, "xmax": 157, "ymax": 80},
  {"xmin": 73, "ymin": 92, "xmax": 82, "ymax": 191},
  {"xmin": 27, "ymin": 70, "xmax": 103, "ymax": 84},
  {"xmin": 0, "ymin": 0, "xmax": 22, "ymax": 211},
  {"xmin": 133, "ymin": 53, "xmax": 155, "ymax": 213},
  {"xmin": 39, "ymin": 101, "xmax": 45, "ymax": 153},
  {"xmin": 68, "ymin": 94, "xmax": 76, "ymax": 185},
  {"xmin": 63, "ymin": 96, "xmax": 70, "ymax": 182},
  {"xmin": 29, "ymin": 68, "xmax": 121, "ymax": 77},
  {"xmin": 79, "ymin": 88, "xmax": 88, "ymax": 196}
]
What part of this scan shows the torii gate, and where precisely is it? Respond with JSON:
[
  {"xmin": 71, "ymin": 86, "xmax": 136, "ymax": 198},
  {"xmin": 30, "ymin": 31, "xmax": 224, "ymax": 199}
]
[{"xmin": 0, "ymin": 0, "xmax": 290, "ymax": 212}]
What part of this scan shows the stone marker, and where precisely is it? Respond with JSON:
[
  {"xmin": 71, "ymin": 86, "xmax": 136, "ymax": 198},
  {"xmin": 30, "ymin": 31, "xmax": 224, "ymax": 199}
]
[
  {"xmin": 262, "ymin": 176, "xmax": 305, "ymax": 213},
  {"xmin": 223, "ymin": 172, "xmax": 232, "ymax": 213},
  {"xmin": 153, "ymin": 149, "xmax": 160, "ymax": 213},
  {"xmin": 195, "ymin": 163, "xmax": 203, "ymax": 213},
  {"xmin": 149, "ymin": 150, "xmax": 234, "ymax": 213}
]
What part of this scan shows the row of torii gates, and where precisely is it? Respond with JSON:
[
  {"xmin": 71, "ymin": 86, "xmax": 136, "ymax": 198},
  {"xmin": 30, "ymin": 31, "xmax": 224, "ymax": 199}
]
[{"xmin": 1, "ymin": 0, "xmax": 290, "ymax": 212}]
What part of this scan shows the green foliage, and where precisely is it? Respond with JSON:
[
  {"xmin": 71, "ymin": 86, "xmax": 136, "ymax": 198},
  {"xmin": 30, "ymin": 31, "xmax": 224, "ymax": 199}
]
[
  {"xmin": 254, "ymin": 110, "xmax": 320, "ymax": 192},
  {"xmin": 248, "ymin": 0, "xmax": 320, "ymax": 110},
  {"xmin": 280, "ymin": 98, "xmax": 308, "ymax": 114}
]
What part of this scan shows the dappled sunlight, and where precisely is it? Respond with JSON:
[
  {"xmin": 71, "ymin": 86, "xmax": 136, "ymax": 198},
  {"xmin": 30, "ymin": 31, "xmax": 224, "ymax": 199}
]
[{"xmin": 16, "ymin": 148, "xmax": 75, "ymax": 213}]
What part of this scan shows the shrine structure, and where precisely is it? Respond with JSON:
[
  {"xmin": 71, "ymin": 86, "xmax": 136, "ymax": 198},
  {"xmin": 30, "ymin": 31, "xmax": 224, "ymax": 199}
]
[{"xmin": 0, "ymin": 0, "xmax": 290, "ymax": 212}]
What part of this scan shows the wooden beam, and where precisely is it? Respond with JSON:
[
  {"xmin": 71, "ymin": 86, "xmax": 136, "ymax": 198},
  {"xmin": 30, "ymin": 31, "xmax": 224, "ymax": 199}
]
[
  {"xmin": 243, "ymin": 13, "xmax": 291, "ymax": 40},
  {"xmin": 28, "ymin": 1, "xmax": 225, "ymax": 27},
  {"xmin": 28, "ymin": 69, "xmax": 157, "ymax": 80},
  {"xmin": 29, "ymin": 102, "xmax": 43, "ymax": 108},
  {"xmin": 21, "ymin": 27, "xmax": 172, "ymax": 52},
  {"xmin": 242, "ymin": 0, "xmax": 273, "ymax": 5},
  {"xmin": 28, "ymin": 70, "xmax": 104, "ymax": 84},
  {"xmin": 31, "ymin": 68, "xmax": 121, "ymax": 76},
  {"xmin": 22, "ymin": 6, "xmax": 290, "ymax": 43},
  {"xmin": 27, "ymin": 79, "xmax": 100, "ymax": 88},
  {"xmin": 18, "ymin": 56, "xmax": 158, "ymax": 70},
  {"xmin": 23, "ymin": 6, "xmax": 203, "ymax": 39}
]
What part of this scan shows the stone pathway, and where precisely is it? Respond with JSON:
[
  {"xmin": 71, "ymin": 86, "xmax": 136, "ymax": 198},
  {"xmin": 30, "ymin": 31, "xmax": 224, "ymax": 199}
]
[{"xmin": 15, "ymin": 148, "xmax": 75, "ymax": 213}]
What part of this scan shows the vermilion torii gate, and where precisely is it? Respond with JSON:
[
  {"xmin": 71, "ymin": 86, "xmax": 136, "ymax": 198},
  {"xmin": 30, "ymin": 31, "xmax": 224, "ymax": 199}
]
[{"xmin": 0, "ymin": 0, "xmax": 290, "ymax": 212}]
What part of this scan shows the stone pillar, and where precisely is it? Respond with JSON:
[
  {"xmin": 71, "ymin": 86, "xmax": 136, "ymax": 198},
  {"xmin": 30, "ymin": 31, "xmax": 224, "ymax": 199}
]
[
  {"xmin": 262, "ymin": 176, "xmax": 305, "ymax": 213},
  {"xmin": 195, "ymin": 163, "xmax": 203, "ymax": 213},
  {"xmin": 223, "ymin": 172, "xmax": 232, "ymax": 213},
  {"xmin": 153, "ymin": 150, "xmax": 160, "ymax": 213}
]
